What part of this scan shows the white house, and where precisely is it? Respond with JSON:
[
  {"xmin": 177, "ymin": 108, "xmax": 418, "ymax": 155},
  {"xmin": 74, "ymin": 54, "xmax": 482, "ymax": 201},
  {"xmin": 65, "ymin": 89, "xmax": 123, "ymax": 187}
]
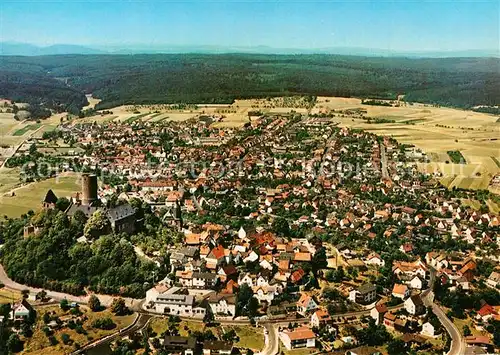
[
  {"xmin": 208, "ymin": 293, "xmax": 236, "ymax": 316},
  {"xmin": 421, "ymin": 322, "xmax": 436, "ymax": 337},
  {"xmin": 279, "ymin": 326, "xmax": 316, "ymax": 350},
  {"xmin": 296, "ymin": 293, "xmax": 318, "ymax": 315},
  {"xmin": 409, "ymin": 275, "xmax": 423, "ymax": 290},
  {"xmin": 404, "ymin": 295, "xmax": 425, "ymax": 316}
]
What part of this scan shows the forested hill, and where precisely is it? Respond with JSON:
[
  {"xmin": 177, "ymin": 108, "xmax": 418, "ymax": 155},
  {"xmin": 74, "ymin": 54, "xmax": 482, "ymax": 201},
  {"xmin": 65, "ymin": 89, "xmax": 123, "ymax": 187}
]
[{"xmin": 1, "ymin": 54, "xmax": 499, "ymax": 112}]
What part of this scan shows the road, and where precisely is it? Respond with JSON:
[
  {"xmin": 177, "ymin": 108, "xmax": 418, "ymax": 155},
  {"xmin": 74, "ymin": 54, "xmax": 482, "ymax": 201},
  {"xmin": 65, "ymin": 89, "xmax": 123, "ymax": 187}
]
[
  {"xmin": 72, "ymin": 313, "xmax": 153, "ymax": 355},
  {"xmin": 422, "ymin": 268, "xmax": 466, "ymax": 355},
  {"xmin": 380, "ymin": 142, "xmax": 389, "ymax": 179},
  {"xmin": 257, "ymin": 324, "xmax": 278, "ymax": 355},
  {"xmin": 0, "ymin": 264, "xmax": 142, "ymax": 310}
]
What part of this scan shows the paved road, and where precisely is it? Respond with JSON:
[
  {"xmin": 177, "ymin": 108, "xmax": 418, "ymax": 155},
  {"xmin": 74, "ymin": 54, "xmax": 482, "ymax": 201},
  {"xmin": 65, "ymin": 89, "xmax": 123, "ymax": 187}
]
[
  {"xmin": 257, "ymin": 324, "xmax": 278, "ymax": 355},
  {"xmin": 0, "ymin": 264, "xmax": 142, "ymax": 309},
  {"xmin": 380, "ymin": 142, "xmax": 389, "ymax": 179},
  {"xmin": 423, "ymin": 290, "xmax": 466, "ymax": 355}
]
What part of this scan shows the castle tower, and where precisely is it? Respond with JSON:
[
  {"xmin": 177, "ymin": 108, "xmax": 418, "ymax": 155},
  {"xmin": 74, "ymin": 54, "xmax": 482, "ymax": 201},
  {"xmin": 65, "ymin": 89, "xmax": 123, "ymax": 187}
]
[{"xmin": 82, "ymin": 174, "xmax": 98, "ymax": 206}]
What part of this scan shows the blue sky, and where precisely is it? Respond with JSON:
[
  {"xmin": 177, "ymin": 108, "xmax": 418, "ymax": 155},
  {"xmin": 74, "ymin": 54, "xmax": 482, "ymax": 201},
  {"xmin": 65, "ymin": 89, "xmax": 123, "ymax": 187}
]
[{"xmin": 1, "ymin": 0, "xmax": 498, "ymax": 51}]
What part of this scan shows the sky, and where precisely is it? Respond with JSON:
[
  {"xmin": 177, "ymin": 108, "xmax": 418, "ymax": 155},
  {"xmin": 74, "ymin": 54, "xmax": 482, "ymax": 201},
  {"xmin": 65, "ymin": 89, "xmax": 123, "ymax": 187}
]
[{"xmin": 1, "ymin": 0, "xmax": 499, "ymax": 52}]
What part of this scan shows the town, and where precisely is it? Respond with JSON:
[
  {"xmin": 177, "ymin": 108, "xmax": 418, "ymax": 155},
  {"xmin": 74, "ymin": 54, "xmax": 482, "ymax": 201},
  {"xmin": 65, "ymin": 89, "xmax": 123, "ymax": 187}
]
[{"xmin": 0, "ymin": 110, "xmax": 498, "ymax": 355}]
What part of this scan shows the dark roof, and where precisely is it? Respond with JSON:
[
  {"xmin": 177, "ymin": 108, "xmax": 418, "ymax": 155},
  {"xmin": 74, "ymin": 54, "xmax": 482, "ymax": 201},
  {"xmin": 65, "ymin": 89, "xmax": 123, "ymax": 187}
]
[
  {"xmin": 43, "ymin": 189, "xmax": 58, "ymax": 204},
  {"xmin": 202, "ymin": 340, "xmax": 233, "ymax": 351},
  {"xmin": 193, "ymin": 272, "xmax": 217, "ymax": 280},
  {"xmin": 409, "ymin": 295, "xmax": 424, "ymax": 307},
  {"xmin": 207, "ymin": 293, "xmax": 236, "ymax": 304},
  {"xmin": 358, "ymin": 283, "xmax": 376, "ymax": 295},
  {"xmin": 107, "ymin": 204, "xmax": 135, "ymax": 222},
  {"xmin": 66, "ymin": 204, "xmax": 99, "ymax": 218},
  {"xmin": 163, "ymin": 336, "xmax": 196, "ymax": 350}
]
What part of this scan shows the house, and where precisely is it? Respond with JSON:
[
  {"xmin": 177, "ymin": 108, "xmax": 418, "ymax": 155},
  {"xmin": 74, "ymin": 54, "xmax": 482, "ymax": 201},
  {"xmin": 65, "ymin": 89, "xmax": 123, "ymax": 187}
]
[
  {"xmin": 349, "ymin": 283, "xmax": 377, "ymax": 305},
  {"xmin": 486, "ymin": 271, "xmax": 500, "ymax": 289},
  {"xmin": 107, "ymin": 204, "xmax": 136, "ymax": 234},
  {"xmin": 279, "ymin": 326, "xmax": 316, "ymax": 350},
  {"xmin": 365, "ymin": 253, "xmax": 385, "ymax": 267},
  {"xmin": 370, "ymin": 303, "xmax": 387, "ymax": 325},
  {"xmin": 203, "ymin": 341, "xmax": 233, "ymax": 355},
  {"xmin": 383, "ymin": 312, "xmax": 396, "ymax": 328},
  {"xmin": 310, "ymin": 308, "xmax": 332, "ymax": 328},
  {"xmin": 408, "ymin": 275, "xmax": 423, "ymax": 290},
  {"xmin": 296, "ymin": 293, "xmax": 318, "ymax": 315},
  {"xmin": 163, "ymin": 336, "xmax": 197, "ymax": 355},
  {"xmin": 347, "ymin": 346, "xmax": 381, "ymax": 355},
  {"xmin": 206, "ymin": 245, "xmax": 226, "ymax": 268},
  {"xmin": 207, "ymin": 293, "xmax": 236, "ymax": 316},
  {"xmin": 404, "ymin": 295, "xmax": 425, "ymax": 315},
  {"xmin": 392, "ymin": 284, "xmax": 409, "ymax": 299},
  {"xmin": 192, "ymin": 272, "xmax": 217, "ymax": 289},
  {"xmin": 148, "ymin": 287, "xmax": 205, "ymax": 318},
  {"xmin": 10, "ymin": 299, "xmax": 34, "ymax": 321},
  {"xmin": 421, "ymin": 322, "xmax": 436, "ymax": 337}
]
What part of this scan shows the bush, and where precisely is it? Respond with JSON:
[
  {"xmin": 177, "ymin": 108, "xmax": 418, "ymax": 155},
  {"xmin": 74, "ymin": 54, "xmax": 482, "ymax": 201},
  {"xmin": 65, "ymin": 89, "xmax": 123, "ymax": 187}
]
[{"xmin": 91, "ymin": 317, "xmax": 116, "ymax": 330}]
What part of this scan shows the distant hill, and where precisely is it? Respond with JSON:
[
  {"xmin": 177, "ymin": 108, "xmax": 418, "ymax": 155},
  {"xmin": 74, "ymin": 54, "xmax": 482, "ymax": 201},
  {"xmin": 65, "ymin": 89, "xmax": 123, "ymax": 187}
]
[
  {"xmin": 0, "ymin": 42, "xmax": 105, "ymax": 56},
  {"xmin": 1, "ymin": 42, "xmax": 498, "ymax": 58},
  {"xmin": 0, "ymin": 54, "xmax": 499, "ymax": 114}
]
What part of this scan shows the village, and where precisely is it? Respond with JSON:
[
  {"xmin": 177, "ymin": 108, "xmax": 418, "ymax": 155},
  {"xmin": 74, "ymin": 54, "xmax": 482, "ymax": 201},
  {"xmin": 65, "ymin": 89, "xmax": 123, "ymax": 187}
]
[{"xmin": 0, "ymin": 110, "xmax": 498, "ymax": 355}]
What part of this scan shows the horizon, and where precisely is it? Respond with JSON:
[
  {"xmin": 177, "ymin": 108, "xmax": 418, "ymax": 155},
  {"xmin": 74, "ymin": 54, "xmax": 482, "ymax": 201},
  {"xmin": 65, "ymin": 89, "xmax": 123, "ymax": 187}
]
[{"xmin": 1, "ymin": 0, "xmax": 499, "ymax": 54}]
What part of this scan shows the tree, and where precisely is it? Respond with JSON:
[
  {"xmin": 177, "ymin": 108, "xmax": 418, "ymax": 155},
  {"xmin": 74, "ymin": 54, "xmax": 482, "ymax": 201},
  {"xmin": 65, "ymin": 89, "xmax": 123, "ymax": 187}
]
[
  {"xmin": 83, "ymin": 210, "xmax": 110, "ymax": 238},
  {"xmin": 37, "ymin": 290, "xmax": 47, "ymax": 302},
  {"xmin": 21, "ymin": 289, "xmax": 29, "ymax": 299},
  {"xmin": 7, "ymin": 333, "xmax": 23, "ymax": 353},
  {"xmin": 272, "ymin": 217, "xmax": 290, "ymax": 238},
  {"xmin": 463, "ymin": 325, "xmax": 471, "ymax": 337},
  {"xmin": 60, "ymin": 299, "xmax": 70, "ymax": 311},
  {"xmin": 387, "ymin": 339, "xmax": 406, "ymax": 355},
  {"xmin": 110, "ymin": 298, "xmax": 128, "ymax": 316},
  {"xmin": 60, "ymin": 333, "xmax": 71, "ymax": 345},
  {"xmin": 55, "ymin": 197, "xmax": 71, "ymax": 212},
  {"xmin": 88, "ymin": 295, "xmax": 102, "ymax": 312}
]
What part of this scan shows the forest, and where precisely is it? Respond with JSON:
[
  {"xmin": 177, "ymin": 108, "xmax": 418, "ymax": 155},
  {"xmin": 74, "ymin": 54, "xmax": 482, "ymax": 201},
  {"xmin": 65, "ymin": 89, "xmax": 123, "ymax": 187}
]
[
  {"xmin": 1, "ymin": 54, "xmax": 499, "ymax": 112},
  {"xmin": 0, "ymin": 199, "xmax": 166, "ymax": 298}
]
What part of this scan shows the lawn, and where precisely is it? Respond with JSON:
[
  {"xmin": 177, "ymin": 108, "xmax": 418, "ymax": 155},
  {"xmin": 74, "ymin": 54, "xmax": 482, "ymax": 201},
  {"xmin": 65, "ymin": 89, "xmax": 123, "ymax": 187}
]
[
  {"xmin": 0, "ymin": 167, "xmax": 21, "ymax": 194},
  {"xmin": 150, "ymin": 317, "xmax": 205, "ymax": 337},
  {"xmin": 224, "ymin": 325, "xmax": 265, "ymax": 351},
  {"xmin": 22, "ymin": 305, "xmax": 136, "ymax": 355},
  {"xmin": 0, "ymin": 174, "xmax": 81, "ymax": 218}
]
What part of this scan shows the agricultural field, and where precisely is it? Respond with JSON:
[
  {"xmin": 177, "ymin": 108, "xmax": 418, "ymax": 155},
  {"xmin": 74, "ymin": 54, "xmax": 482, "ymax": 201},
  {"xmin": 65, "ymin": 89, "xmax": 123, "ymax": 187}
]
[
  {"xmin": 0, "ymin": 174, "xmax": 81, "ymax": 218},
  {"xmin": 311, "ymin": 96, "xmax": 499, "ymax": 193}
]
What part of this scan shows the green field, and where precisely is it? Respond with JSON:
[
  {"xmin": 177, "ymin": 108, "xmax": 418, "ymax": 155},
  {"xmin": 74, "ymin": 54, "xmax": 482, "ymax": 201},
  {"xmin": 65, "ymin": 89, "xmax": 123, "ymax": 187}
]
[
  {"xmin": 0, "ymin": 175, "xmax": 80, "ymax": 218},
  {"xmin": 123, "ymin": 113, "xmax": 150, "ymax": 124},
  {"xmin": 12, "ymin": 123, "xmax": 42, "ymax": 136}
]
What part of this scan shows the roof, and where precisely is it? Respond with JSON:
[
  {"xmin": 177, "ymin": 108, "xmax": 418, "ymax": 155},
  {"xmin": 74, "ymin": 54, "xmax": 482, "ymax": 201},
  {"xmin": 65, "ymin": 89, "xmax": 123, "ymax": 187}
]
[
  {"xmin": 208, "ymin": 293, "xmax": 236, "ymax": 305},
  {"xmin": 107, "ymin": 203, "xmax": 136, "ymax": 222},
  {"xmin": 374, "ymin": 303, "xmax": 388, "ymax": 313},
  {"xmin": 297, "ymin": 293, "xmax": 314, "ymax": 308},
  {"xmin": 294, "ymin": 252, "xmax": 311, "ymax": 262},
  {"xmin": 208, "ymin": 245, "xmax": 226, "ymax": 260},
  {"xmin": 163, "ymin": 336, "xmax": 196, "ymax": 350},
  {"xmin": 357, "ymin": 283, "xmax": 376, "ymax": 295},
  {"xmin": 283, "ymin": 326, "xmax": 315, "ymax": 341},
  {"xmin": 203, "ymin": 340, "xmax": 233, "ymax": 351},
  {"xmin": 185, "ymin": 233, "xmax": 201, "ymax": 245},
  {"xmin": 408, "ymin": 295, "xmax": 424, "ymax": 307},
  {"xmin": 43, "ymin": 189, "xmax": 58, "ymax": 204},
  {"xmin": 392, "ymin": 283, "xmax": 408, "ymax": 295},
  {"xmin": 349, "ymin": 346, "xmax": 380, "ymax": 355}
]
